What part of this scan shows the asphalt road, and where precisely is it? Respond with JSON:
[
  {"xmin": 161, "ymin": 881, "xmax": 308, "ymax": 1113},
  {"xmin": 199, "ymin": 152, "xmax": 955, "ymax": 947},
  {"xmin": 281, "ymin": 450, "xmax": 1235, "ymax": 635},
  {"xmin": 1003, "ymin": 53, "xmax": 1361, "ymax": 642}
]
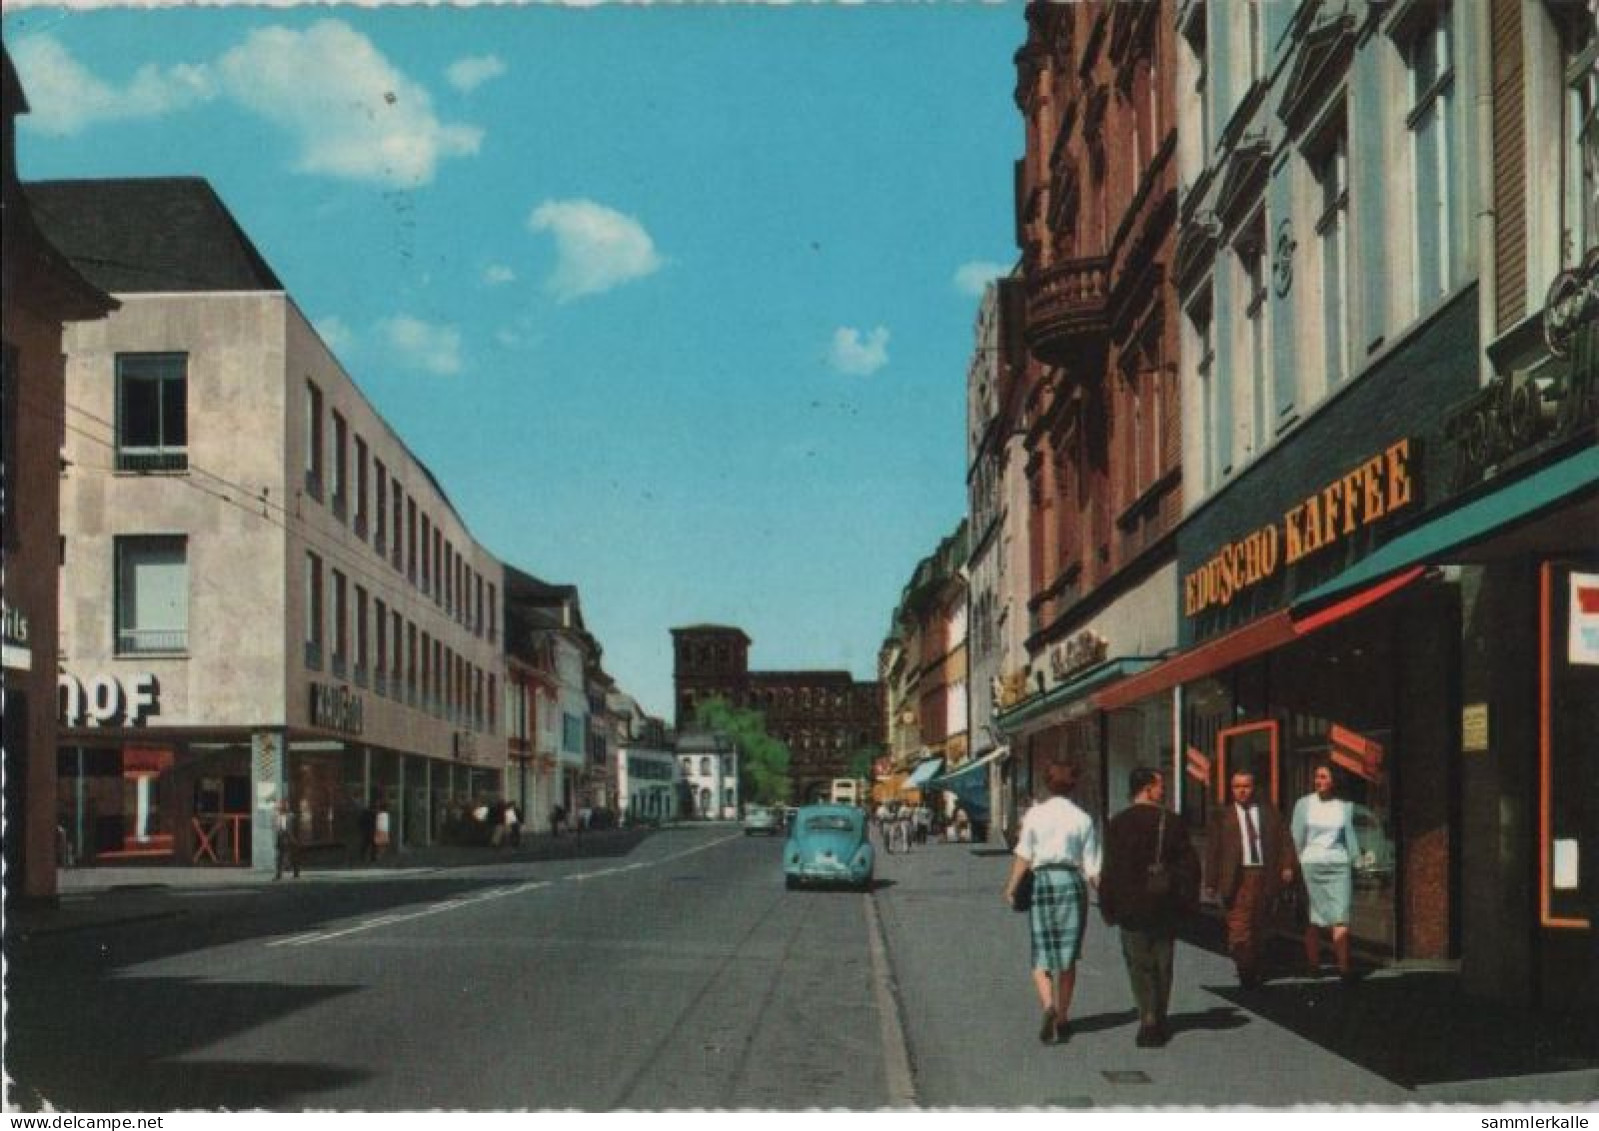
[{"xmin": 5, "ymin": 826, "xmax": 901, "ymax": 1111}]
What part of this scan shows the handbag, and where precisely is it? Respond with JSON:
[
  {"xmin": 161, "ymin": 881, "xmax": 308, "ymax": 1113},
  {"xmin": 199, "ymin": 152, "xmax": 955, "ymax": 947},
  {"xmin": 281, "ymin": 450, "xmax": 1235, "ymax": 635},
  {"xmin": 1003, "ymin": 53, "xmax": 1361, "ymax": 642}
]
[
  {"xmin": 1012, "ymin": 869, "xmax": 1035, "ymax": 913},
  {"xmin": 1145, "ymin": 808, "xmax": 1172, "ymax": 898}
]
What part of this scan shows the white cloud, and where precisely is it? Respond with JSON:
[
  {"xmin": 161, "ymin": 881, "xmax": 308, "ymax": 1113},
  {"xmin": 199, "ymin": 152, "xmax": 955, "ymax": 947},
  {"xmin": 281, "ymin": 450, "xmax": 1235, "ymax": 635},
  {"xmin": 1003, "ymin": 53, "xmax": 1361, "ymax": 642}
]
[
  {"xmin": 953, "ymin": 261, "xmax": 1010, "ymax": 297},
  {"xmin": 380, "ymin": 316, "xmax": 464, "ymax": 376},
  {"xmin": 446, "ymin": 55, "xmax": 506, "ymax": 93},
  {"xmin": 315, "ymin": 316, "xmax": 357, "ymax": 357},
  {"xmin": 828, "ymin": 326, "xmax": 891, "ymax": 377},
  {"xmin": 216, "ymin": 22, "xmax": 481, "ymax": 187},
  {"xmin": 12, "ymin": 24, "xmax": 481, "ymax": 187},
  {"xmin": 482, "ymin": 263, "xmax": 517, "ymax": 286},
  {"xmin": 528, "ymin": 198, "xmax": 663, "ymax": 302},
  {"xmin": 10, "ymin": 34, "xmax": 215, "ymax": 135}
]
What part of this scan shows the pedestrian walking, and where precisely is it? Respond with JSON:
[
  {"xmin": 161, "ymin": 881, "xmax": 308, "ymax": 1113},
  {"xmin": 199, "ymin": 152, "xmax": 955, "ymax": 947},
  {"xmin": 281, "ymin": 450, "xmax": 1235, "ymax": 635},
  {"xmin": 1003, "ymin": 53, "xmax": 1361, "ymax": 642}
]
[
  {"xmin": 1292, "ymin": 763, "xmax": 1363, "ymax": 982},
  {"xmin": 273, "ymin": 799, "xmax": 300, "ymax": 880},
  {"xmin": 358, "ymin": 802, "xmax": 378, "ymax": 863},
  {"xmin": 551, "ymin": 804, "xmax": 565, "ymax": 837},
  {"xmin": 1205, "ymin": 770, "xmax": 1298, "ymax": 988},
  {"xmin": 1099, "ymin": 766, "xmax": 1200, "ymax": 1047},
  {"xmin": 505, "ymin": 803, "xmax": 522, "ymax": 848},
  {"xmin": 374, "ymin": 800, "xmax": 391, "ymax": 858},
  {"xmin": 1003, "ymin": 759, "xmax": 1101, "ymax": 1044}
]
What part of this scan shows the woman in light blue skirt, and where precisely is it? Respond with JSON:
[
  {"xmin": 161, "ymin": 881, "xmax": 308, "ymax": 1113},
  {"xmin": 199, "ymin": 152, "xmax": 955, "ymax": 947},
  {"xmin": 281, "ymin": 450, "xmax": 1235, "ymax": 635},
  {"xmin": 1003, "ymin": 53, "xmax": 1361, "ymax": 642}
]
[{"xmin": 1291, "ymin": 763, "xmax": 1361, "ymax": 981}]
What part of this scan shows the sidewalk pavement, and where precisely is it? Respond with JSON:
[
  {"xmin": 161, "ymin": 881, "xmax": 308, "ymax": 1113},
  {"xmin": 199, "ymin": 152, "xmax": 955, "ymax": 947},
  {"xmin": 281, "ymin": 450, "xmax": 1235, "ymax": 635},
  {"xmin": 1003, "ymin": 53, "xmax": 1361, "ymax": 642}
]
[
  {"xmin": 7, "ymin": 824, "xmax": 671, "ymax": 939},
  {"xmin": 870, "ymin": 835, "xmax": 1599, "ymax": 1108}
]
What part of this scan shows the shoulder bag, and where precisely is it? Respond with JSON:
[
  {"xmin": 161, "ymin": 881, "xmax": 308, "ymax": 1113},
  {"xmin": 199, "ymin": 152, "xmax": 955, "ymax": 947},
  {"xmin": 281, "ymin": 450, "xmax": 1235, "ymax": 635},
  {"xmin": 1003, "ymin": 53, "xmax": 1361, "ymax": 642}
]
[
  {"xmin": 1012, "ymin": 869, "xmax": 1035, "ymax": 913},
  {"xmin": 1145, "ymin": 808, "xmax": 1172, "ymax": 898}
]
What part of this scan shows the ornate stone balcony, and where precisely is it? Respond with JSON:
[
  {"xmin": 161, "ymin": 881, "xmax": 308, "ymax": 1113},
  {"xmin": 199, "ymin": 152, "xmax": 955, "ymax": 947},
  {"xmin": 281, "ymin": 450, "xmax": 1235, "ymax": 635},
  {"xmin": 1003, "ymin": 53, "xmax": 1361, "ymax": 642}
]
[{"xmin": 1024, "ymin": 255, "xmax": 1110, "ymax": 366}]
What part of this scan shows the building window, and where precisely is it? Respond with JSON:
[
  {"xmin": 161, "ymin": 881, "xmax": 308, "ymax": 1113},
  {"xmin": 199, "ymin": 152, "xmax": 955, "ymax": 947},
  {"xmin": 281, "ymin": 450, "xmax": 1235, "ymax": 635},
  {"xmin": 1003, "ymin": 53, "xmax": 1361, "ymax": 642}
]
[
  {"xmin": 407, "ymin": 498, "xmax": 418, "ymax": 583},
  {"xmin": 115, "ymin": 535, "xmax": 188, "ymax": 654},
  {"xmin": 432, "ymin": 526, "xmax": 443, "ymax": 603},
  {"xmin": 305, "ymin": 380, "xmax": 323, "ymax": 500},
  {"xmin": 374, "ymin": 598, "xmax": 388, "ymax": 695},
  {"xmin": 406, "ymin": 622, "xmax": 418, "ymax": 705},
  {"xmin": 488, "ymin": 674, "xmax": 497, "ymax": 733},
  {"xmin": 354, "ymin": 435, "xmax": 369, "ymax": 539},
  {"xmin": 444, "ymin": 541, "xmax": 454, "ymax": 614},
  {"xmin": 331, "ymin": 569, "xmax": 348, "ymax": 678},
  {"xmin": 354, "ymin": 585, "xmax": 369, "ymax": 686},
  {"xmin": 392, "ymin": 609, "xmax": 403, "ymax": 692},
  {"xmin": 305, "ymin": 551, "xmax": 323, "ymax": 669},
  {"xmin": 564, "ymin": 712, "xmax": 585, "ymax": 754},
  {"xmin": 115, "ymin": 354, "xmax": 187, "ymax": 472},
  {"xmin": 421, "ymin": 513, "xmax": 431, "ymax": 593},
  {"xmin": 1565, "ymin": 41, "xmax": 1599, "ymax": 268},
  {"xmin": 1240, "ymin": 217, "xmax": 1270, "ymax": 458},
  {"xmin": 392, "ymin": 479, "xmax": 404, "ymax": 570},
  {"xmin": 1405, "ymin": 0, "xmax": 1457, "ymax": 306},
  {"xmin": 1311, "ymin": 117, "xmax": 1350, "ymax": 387},
  {"xmin": 330, "ymin": 411, "xmax": 348, "ymax": 520},
  {"xmin": 1187, "ymin": 288, "xmax": 1220, "ymax": 488}
]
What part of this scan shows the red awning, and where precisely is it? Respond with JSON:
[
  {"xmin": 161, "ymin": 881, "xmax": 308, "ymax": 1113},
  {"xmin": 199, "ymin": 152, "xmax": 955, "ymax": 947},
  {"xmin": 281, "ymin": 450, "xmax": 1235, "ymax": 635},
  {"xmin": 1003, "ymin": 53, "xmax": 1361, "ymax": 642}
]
[
  {"xmin": 1093, "ymin": 566, "xmax": 1427, "ymax": 712},
  {"xmin": 1093, "ymin": 611, "xmax": 1297, "ymax": 711}
]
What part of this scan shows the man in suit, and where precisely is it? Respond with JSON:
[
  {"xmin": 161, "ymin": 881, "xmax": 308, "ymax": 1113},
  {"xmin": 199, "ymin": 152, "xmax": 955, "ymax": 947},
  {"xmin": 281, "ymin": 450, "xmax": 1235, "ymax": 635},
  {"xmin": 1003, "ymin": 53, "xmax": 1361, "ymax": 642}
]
[{"xmin": 1205, "ymin": 770, "xmax": 1297, "ymax": 988}]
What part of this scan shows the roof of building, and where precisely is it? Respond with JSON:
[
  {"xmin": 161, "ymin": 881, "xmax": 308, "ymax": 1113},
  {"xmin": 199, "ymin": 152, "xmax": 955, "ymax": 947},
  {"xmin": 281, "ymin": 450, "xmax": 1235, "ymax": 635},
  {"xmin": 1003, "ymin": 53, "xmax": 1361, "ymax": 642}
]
[
  {"xmin": 671, "ymin": 624, "xmax": 752, "ymax": 640},
  {"xmin": 25, "ymin": 177, "xmax": 284, "ymax": 294}
]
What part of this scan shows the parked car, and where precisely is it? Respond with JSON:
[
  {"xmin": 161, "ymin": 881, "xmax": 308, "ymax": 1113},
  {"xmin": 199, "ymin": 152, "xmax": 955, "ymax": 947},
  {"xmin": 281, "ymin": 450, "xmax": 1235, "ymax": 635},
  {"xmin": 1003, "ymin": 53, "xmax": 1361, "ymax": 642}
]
[
  {"xmin": 784, "ymin": 804, "xmax": 874, "ymax": 891},
  {"xmin": 743, "ymin": 805, "xmax": 781, "ymax": 836}
]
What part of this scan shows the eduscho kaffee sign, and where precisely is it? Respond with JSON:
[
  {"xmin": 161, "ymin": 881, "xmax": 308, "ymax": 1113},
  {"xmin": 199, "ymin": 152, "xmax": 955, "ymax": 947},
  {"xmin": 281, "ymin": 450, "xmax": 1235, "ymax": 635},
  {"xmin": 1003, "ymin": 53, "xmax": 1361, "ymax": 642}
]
[{"xmin": 1183, "ymin": 439, "xmax": 1417, "ymax": 619}]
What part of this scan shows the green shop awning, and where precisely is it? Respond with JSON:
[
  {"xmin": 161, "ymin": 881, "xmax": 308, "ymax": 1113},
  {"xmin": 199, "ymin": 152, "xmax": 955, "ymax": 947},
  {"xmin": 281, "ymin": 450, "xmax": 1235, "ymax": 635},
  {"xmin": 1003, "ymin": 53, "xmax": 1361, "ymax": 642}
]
[
  {"xmin": 904, "ymin": 757, "xmax": 944, "ymax": 789},
  {"xmin": 1293, "ymin": 446, "xmax": 1599, "ymax": 611},
  {"xmin": 995, "ymin": 658, "xmax": 1155, "ymax": 732},
  {"xmin": 928, "ymin": 745, "xmax": 1008, "ymax": 788}
]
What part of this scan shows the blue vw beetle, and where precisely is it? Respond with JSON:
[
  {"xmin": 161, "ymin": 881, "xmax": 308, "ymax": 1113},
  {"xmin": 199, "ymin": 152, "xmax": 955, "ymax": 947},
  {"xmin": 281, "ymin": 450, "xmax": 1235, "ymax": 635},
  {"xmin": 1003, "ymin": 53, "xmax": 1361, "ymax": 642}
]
[{"xmin": 784, "ymin": 804, "xmax": 874, "ymax": 891}]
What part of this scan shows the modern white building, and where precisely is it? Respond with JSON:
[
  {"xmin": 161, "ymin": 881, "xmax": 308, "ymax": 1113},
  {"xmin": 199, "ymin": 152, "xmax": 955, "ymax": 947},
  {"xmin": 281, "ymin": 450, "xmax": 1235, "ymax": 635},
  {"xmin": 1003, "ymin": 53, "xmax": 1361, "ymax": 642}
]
[
  {"xmin": 41, "ymin": 177, "xmax": 506, "ymax": 869},
  {"xmin": 614, "ymin": 695, "xmax": 677, "ymax": 825}
]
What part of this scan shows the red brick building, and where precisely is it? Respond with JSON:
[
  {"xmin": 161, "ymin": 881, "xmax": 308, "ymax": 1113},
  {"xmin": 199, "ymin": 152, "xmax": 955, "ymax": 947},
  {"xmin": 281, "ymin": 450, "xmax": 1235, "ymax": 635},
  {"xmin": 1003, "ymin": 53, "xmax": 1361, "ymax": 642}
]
[
  {"xmin": 671, "ymin": 625, "xmax": 883, "ymax": 803},
  {"xmin": 995, "ymin": 1, "xmax": 1184, "ymax": 827}
]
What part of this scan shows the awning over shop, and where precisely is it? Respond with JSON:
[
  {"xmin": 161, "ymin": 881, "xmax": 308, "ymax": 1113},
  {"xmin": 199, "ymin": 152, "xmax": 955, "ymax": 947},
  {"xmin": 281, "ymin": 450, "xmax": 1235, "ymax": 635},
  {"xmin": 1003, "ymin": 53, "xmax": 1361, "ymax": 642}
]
[
  {"xmin": 996, "ymin": 657, "xmax": 1156, "ymax": 731},
  {"xmin": 904, "ymin": 757, "xmax": 945, "ymax": 790},
  {"xmin": 1094, "ymin": 615, "xmax": 1297, "ymax": 711},
  {"xmin": 928, "ymin": 745, "xmax": 1008, "ymax": 788},
  {"xmin": 1292, "ymin": 445, "xmax": 1599, "ymax": 611},
  {"xmin": 928, "ymin": 746, "xmax": 1006, "ymax": 819}
]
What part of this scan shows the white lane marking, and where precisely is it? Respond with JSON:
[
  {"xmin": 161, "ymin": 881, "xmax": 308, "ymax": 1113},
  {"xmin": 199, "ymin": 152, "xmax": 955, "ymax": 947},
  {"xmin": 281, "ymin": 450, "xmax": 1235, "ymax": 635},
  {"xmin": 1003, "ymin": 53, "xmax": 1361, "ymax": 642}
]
[
  {"xmin": 267, "ymin": 834, "xmax": 739, "ymax": 949},
  {"xmin": 865, "ymin": 893, "xmax": 917, "ymax": 1108},
  {"xmin": 266, "ymin": 931, "xmax": 328, "ymax": 948}
]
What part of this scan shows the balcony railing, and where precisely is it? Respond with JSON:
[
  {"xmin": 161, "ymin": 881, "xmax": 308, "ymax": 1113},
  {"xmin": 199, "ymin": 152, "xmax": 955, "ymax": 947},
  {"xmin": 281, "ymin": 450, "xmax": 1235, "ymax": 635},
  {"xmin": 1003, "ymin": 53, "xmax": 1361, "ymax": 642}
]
[
  {"xmin": 1023, "ymin": 256, "xmax": 1111, "ymax": 365},
  {"xmin": 117, "ymin": 627, "xmax": 187, "ymax": 655},
  {"xmin": 116, "ymin": 448, "xmax": 188, "ymax": 473}
]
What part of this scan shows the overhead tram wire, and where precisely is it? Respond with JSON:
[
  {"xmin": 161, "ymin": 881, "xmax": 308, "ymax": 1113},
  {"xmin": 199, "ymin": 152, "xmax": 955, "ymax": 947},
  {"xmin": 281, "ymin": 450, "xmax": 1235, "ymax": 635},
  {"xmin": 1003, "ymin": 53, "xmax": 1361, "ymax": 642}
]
[{"xmin": 15, "ymin": 389, "xmax": 493, "ymax": 623}]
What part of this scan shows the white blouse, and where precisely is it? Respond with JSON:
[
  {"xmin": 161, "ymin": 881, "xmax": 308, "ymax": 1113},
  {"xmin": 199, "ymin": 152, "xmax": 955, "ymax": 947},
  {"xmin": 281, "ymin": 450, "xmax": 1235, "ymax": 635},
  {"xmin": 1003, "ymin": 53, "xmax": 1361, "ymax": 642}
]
[{"xmin": 1016, "ymin": 796, "xmax": 1101, "ymax": 881}]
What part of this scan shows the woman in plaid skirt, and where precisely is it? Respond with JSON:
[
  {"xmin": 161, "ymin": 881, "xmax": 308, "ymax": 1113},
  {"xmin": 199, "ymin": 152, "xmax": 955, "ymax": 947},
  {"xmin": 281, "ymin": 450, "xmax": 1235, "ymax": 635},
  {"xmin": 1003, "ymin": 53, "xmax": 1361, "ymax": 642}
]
[{"xmin": 1004, "ymin": 759, "xmax": 1102, "ymax": 1044}]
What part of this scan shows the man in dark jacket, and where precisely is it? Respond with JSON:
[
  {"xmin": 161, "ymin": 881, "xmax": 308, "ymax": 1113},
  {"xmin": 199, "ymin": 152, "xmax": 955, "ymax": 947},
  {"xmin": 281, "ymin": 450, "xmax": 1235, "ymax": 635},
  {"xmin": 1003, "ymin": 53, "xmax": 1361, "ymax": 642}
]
[
  {"xmin": 1100, "ymin": 766, "xmax": 1200, "ymax": 1047},
  {"xmin": 1204, "ymin": 770, "xmax": 1298, "ymax": 989}
]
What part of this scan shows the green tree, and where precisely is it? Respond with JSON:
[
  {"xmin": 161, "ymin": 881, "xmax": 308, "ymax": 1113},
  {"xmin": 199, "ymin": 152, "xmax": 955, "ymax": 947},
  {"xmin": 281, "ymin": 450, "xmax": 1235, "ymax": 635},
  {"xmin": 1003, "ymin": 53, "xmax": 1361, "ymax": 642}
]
[{"xmin": 695, "ymin": 697, "xmax": 792, "ymax": 806}]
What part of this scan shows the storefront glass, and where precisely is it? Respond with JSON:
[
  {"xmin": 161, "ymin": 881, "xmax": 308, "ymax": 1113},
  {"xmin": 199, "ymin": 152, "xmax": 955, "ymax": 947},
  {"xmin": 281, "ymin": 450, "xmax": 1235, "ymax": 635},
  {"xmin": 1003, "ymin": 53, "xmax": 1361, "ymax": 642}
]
[
  {"xmin": 1106, "ymin": 696, "xmax": 1174, "ymax": 812},
  {"xmin": 406, "ymin": 754, "xmax": 431, "ymax": 847},
  {"xmin": 289, "ymin": 744, "xmax": 358, "ymax": 850}
]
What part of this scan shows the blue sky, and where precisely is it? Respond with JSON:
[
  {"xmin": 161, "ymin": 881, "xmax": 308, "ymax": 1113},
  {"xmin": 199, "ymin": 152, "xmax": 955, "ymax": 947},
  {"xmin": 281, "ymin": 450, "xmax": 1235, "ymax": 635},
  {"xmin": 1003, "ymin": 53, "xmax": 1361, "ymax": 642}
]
[{"xmin": 4, "ymin": 3, "xmax": 1022, "ymax": 719}]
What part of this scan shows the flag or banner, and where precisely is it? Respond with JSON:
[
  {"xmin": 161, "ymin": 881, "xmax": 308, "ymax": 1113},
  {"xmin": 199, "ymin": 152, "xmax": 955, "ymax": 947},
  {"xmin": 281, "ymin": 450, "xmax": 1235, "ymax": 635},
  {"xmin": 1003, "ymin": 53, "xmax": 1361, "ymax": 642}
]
[{"xmin": 1570, "ymin": 572, "xmax": 1599, "ymax": 666}]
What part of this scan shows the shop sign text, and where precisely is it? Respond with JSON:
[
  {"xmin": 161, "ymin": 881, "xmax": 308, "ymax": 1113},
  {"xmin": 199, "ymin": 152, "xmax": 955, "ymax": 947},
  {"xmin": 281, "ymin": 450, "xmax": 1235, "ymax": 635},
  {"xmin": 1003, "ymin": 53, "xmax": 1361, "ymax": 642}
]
[
  {"xmin": 58, "ymin": 672, "xmax": 160, "ymax": 727},
  {"xmin": 310, "ymin": 681, "xmax": 364, "ymax": 735},
  {"xmin": 1184, "ymin": 439, "xmax": 1416, "ymax": 618},
  {"xmin": 1049, "ymin": 630, "xmax": 1108, "ymax": 681}
]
